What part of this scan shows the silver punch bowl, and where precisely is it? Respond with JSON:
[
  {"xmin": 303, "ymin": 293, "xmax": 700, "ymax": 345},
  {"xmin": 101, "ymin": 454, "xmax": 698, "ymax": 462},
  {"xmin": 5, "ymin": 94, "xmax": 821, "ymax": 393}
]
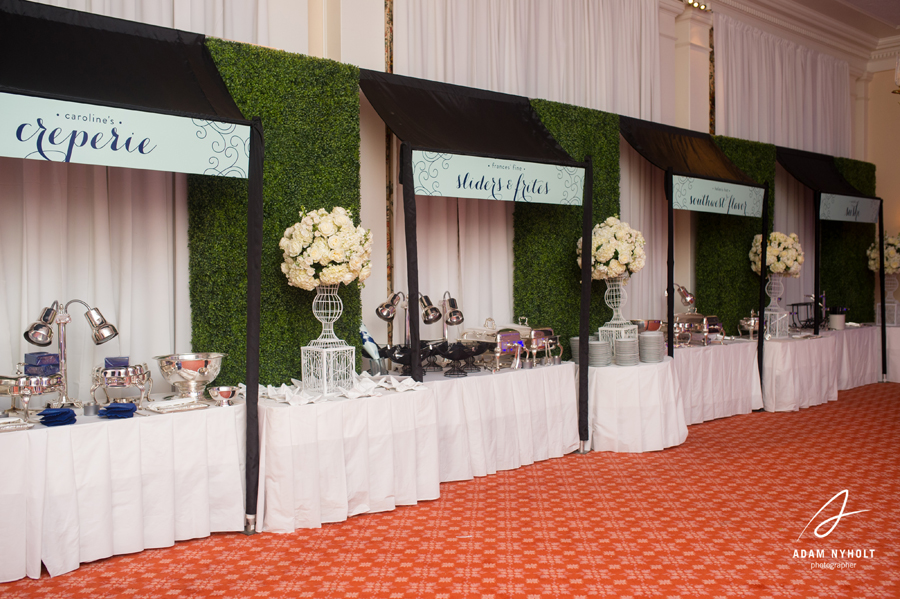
[{"xmin": 153, "ymin": 353, "xmax": 226, "ymax": 400}]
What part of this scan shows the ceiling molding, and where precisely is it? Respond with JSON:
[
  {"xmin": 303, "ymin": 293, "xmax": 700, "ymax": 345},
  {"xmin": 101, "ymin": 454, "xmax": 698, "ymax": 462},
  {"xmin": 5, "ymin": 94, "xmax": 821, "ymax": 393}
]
[
  {"xmin": 713, "ymin": 0, "xmax": 879, "ymax": 63},
  {"xmin": 869, "ymin": 35, "xmax": 900, "ymax": 72}
]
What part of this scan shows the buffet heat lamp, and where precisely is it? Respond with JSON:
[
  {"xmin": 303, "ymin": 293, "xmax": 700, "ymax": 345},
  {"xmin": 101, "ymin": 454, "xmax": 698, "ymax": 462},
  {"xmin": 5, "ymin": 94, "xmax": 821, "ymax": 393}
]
[
  {"xmin": 440, "ymin": 291, "xmax": 465, "ymax": 338},
  {"xmin": 419, "ymin": 294, "xmax": 443, "ymax": 325},
  {"xmin": 21, "ymin": 299, "xmax": 119, "ymax": 413}
]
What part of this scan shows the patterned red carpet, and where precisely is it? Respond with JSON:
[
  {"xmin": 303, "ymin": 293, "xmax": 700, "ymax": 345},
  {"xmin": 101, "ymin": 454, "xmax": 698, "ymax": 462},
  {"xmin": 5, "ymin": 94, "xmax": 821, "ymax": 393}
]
[{"xmin": 5, "ymin": 384, "xmax": 898, "ymax": 598}]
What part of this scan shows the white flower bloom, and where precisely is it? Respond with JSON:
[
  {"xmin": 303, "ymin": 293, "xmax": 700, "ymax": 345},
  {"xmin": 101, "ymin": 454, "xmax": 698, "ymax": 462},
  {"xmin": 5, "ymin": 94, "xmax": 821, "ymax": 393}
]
[
  {"xmin": 577, "ymin": 216, "xmax": 646, "ymax": 281},
  {"xmin": 750, "ymin": 232, "xmax": 804, "ymax": 277}
]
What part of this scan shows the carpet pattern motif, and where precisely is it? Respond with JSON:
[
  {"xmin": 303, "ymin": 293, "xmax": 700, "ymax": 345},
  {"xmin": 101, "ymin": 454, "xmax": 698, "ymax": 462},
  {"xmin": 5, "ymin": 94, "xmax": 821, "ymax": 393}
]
[{"xmin": 4, "ymin": 384, "xmax": 898, "ymax": 598}]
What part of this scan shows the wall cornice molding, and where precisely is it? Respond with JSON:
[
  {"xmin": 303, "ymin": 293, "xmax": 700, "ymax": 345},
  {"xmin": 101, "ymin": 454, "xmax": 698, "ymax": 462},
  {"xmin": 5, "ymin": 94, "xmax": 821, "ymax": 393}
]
[{"xmin": 713, "ymin": 0, "xmax": 877, "ymax": 64}]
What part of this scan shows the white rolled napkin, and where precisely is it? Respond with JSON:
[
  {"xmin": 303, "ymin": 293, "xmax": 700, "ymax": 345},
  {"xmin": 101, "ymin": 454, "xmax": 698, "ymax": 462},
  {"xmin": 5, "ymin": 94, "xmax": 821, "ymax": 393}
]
[{"xmin": 0, "ymin": 416, "xmax": 25, "ymax": 425}]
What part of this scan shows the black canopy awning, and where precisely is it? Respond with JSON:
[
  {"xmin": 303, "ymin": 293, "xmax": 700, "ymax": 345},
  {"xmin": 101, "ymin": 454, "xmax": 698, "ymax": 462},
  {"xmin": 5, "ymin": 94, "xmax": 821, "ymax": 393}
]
[
  {"xmin": 0, "ymin": 0, "xmax": 245, "ymax": 122},
  {"xmin": 620, "ymin": 116, "xmax": 756, "ymax": 185},
  {"xmin": 776, "ymin": 146, "xmax": 874, "ymax": 198},
  {"xmin": 360, "ymin": 69, "xmax": 578, "ymax": 166}
]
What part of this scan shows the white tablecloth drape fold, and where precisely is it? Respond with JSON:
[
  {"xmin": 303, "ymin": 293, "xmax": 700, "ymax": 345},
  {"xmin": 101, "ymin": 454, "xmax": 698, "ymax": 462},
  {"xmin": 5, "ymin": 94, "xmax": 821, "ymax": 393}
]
[
  {"xmin": 257, "ymin": 364, "xmax": 579, "ymax": 533},
  {"xmin": 674, "ymin": 342, "xmax": 763, "ymax": 424},
  {"xmin": 0, "ymin": 404, "xmax": 246, "ymax": 582},
  {"xmin": 586, "ymin": 358, "xmax": 688, "ymax": 453}
]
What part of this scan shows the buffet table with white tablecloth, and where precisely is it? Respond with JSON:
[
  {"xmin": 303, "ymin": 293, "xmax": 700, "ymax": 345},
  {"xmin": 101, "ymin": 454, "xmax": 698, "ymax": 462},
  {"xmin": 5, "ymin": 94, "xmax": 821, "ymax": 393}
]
[
  {"xmin": 585, "ymin": 357, "xmax": 688, "ymax": 453},
  {"xmin": 255, "ymin": 388, "xmax": 440, "ymax": 533},
  {"xmin": 255, "ymin": 363, "xmax": 579, "ymax": 533},
  {"xmin": 424, "ymin": 362, "xmax": 579, "ymax": 482},
  {"xmin": 0, "ymin": 403, "xmax": 246, "ymax": 582},
  {"xmin": 673, "ymin": 340, "xmax": 763, "ymax": 424},
  {"xmin": 762, "ymin": 335, "xmax": 839, "ymax": 412},
  {"xmin": 824, "ymin": 326, "xmax": 881, "ymax": 390}
]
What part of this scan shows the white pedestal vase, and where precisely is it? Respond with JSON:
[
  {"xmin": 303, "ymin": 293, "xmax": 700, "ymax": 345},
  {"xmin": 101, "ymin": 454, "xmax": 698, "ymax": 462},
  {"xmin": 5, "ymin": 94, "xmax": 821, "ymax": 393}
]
[
  {"xmin": 301, "ymin": 284, "xmax": 355, "ymax": 394},
  {"xmin": 598, "ymin": 275, "xmax": 638, "ymax": 355},
  {"xmin": 764, "ymin": 273, "xmax": 789, "ymax": 338}
]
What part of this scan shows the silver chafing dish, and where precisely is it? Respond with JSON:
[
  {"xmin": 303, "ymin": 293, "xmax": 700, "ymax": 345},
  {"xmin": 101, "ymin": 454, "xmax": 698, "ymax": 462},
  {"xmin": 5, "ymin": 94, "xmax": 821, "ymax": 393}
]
[
  {"xmin": 90, "ymin": 363, "xmax": 153, "ymax": 407},
  {"xmin": 672, "ymin": 313, "xmax": 724, "ymax": 347},
  {"xmin": 1, "ymin": 370, "xmax": 64, "ymax": 417},
  {"xmin": 523, "ymin": 327, "xmax": 561, "ymax": 367},
  {"xmin": 462, "ymin": 318, "xmax": 562, "ymax": 371},
  {"xmin": 739, "ymin": 310, "xmax": 760, "ymax": 341},
  {"xmin": 670, "ymin": 284, "xmax": 723, "ymax": 347},
  {"xmin": 461, "ymin": 318, "xmax": 525, "ymax": 372}
]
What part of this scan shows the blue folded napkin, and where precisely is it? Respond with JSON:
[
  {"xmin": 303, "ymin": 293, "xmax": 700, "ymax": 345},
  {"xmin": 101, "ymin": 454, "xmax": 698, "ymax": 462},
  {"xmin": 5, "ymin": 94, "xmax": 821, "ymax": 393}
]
[
  {"xmin": 25, "ymin": 352, "xmax": 60, "ymax": 366},
  {"xmin": 98, "ymin": 403, "xmax": 137, "ymax": 419},
  {"xmin": 39, "ymin": 408, "xmax": 76, "ymax": 427},
  {"xmin": 104, "ymin": 356, "xmax": 130, "ymax": 369}
]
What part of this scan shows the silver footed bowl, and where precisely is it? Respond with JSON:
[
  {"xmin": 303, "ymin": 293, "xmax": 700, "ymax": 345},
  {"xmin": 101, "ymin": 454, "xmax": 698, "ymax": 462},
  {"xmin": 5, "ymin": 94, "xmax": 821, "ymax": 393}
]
[
  {"xmin": 153, "ymin": 353, "xmax": 226, "ymax": 401},
  {"xmin": 209, "ymin": 385, "xmax": 240, "ymax": 406}
]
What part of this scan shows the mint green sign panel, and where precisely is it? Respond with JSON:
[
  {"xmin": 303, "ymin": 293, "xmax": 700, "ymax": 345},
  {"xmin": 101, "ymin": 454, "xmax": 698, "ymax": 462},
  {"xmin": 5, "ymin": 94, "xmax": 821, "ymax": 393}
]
[
  {"xmin": 672, "ymin": 175, "xmax": 764, "ymax": 217},
  {"xmin": 819, "ymin": 193, "xmax": 879, "ymax": 223},
  {"xmin": 411, "ymin": 150, "xmax": 584, "ymax": 205},
  {"xmin": 0, "ymin": 92, "xmax": 250, "ymax": 178}
]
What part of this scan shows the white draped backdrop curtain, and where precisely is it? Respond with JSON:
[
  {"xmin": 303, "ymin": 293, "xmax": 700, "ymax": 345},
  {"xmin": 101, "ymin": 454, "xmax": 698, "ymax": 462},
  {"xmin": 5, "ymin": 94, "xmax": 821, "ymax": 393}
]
[
  {"xmin": 393, "ymin": 0, "xmax": 666, "ymax": 332},
  {"xmin": 714, "ymin": 13, "xmax": 852, "ymax": 310},
  {"xmin": 0, "ymin": 0, "xmax": 267, "ymax": 399}
]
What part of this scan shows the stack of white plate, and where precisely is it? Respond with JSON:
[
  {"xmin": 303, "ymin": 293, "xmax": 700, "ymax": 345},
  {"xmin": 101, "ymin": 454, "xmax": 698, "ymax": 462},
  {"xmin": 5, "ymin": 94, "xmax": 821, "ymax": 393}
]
[
  {"xmin": 615, "ymin": 337, "xmax": 640, "ymax": 366},
  {"xmin": 639, "ymin": 331, "xmax": 665, "ymax": 363},
  {"xmin": 571, "ymin": 335, "xmax": 599, "ymax": 364},
  {"xmin": 588, "ymin": 338, "xmax": 612, "ymax": 367}
]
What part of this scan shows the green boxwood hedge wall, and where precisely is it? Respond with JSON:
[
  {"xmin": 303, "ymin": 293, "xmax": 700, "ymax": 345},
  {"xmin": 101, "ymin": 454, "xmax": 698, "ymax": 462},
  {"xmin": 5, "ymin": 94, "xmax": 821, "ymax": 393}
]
[
  {"xmin": 188, "ymin": 39, "xmax": 362, "ymax": 386},
  {"xmin": 695, "ymin": 136, "xmax": 776, "ymax": 335},
  {"xmin": 515, "ymin": 100, "xmax": 620, "ymax": 360},
  {"xmin": 822, "ymin": 158, "xmax": 877, "ymax": 322}
]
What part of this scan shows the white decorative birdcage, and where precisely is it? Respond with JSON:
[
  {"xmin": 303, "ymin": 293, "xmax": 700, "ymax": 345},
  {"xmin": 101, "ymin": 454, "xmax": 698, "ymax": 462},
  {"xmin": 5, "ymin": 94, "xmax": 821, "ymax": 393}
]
[
  {"xmin": 301, "ymin": 284, "xmax": 355, "ymax": 394},
  {"xmin": 764, "ymin": 274, "xmax": 789, "ymax": 338},
  {"xmin": 301, "ymin": 345, "xmax": 355, "ymax": 394},
  {"xmin": 598, "ymin": 275, "xmax": 638, "ymax": 354}
]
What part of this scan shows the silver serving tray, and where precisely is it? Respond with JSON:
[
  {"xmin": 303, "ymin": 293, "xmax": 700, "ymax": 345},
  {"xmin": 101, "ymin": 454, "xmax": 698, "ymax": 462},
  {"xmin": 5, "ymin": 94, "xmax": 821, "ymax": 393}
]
[
  {"xmin": 0, "ymin": 422, "xmax": 34, "ymax": 432},
  {"xmin": 147, "ymin": 402, "xmax": 210, "ymax": 414}
]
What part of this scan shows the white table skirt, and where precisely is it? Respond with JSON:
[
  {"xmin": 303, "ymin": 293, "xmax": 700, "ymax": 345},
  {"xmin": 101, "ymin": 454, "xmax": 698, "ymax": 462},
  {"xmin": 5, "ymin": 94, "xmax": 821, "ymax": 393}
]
[
  {"xmin": 586, "ymin": 357, "xmax": 688, "ymax": 453},
  {"xmin": 674, "ymin": 341, "xmax": 763, "ymax": 424},
  {"xmin": 424, "ymin": 362, "xmax": 579, "ymax": 482},
  {"xmin": 255, "ymin": 364, "xmax": 578, "ymax": 533},
  {"xmin": 886, "ymin": 327, "xmax": 900, "ymax": 383},
  {"xmin": 824, "ymin": 327, "xmax": 881, "ymax": 390},
  {"xmin": 255, "ymin": 389, "xmax": 440, "ymax": 533},
  {"xmin": 762, "ymin": 335, "xmax": 838, "ymax": 412},
  {"xmin": 0, "ymin": 403, "xmax": 246, "ymax": 582}
]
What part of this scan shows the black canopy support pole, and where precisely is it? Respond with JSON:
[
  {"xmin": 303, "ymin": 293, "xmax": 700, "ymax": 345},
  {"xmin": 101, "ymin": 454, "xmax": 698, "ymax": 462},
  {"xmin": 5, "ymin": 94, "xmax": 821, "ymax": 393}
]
[
  {"xmin": 814, "ymin": 192, "xmax": 821, "ymax": 336},
  {"xmin": 666, "ymin": 168, "xmax": 674, "ymax": 358},
  {"xmin": 400, "ymin": 142, "xmax": 422, "ymax": 382},
  {"xmin": 879, "ymin": 200, "xmax": 887, "ymax": 382},
  {"xmin": 578, "ymin": 157, "xmax": 593, "ymax": 444},
  {"xmin": 757, "ymin": 188, "xmax": 769, "ymax": 386},
  {"xmin": 244, "ymin": 116, "xmax": 264, "ymax": 526}
]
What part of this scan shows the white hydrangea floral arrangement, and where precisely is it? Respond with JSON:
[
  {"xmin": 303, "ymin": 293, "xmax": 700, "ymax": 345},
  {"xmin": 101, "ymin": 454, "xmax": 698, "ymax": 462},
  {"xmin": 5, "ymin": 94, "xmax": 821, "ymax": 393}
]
[
  {"xmin": 279, "ymin": 206, "xmax": 373, "ymax": 291},
  {"xmin": 749, "ymin": 231, "xmax": 804, "ymax": 277},
  {"xmin": 576, "ymin": 216, "xmax": 646, "ymax": 281},
  {"xmin": 866, "ymin": 235, "xmax": 900, "ymax": 275}
]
